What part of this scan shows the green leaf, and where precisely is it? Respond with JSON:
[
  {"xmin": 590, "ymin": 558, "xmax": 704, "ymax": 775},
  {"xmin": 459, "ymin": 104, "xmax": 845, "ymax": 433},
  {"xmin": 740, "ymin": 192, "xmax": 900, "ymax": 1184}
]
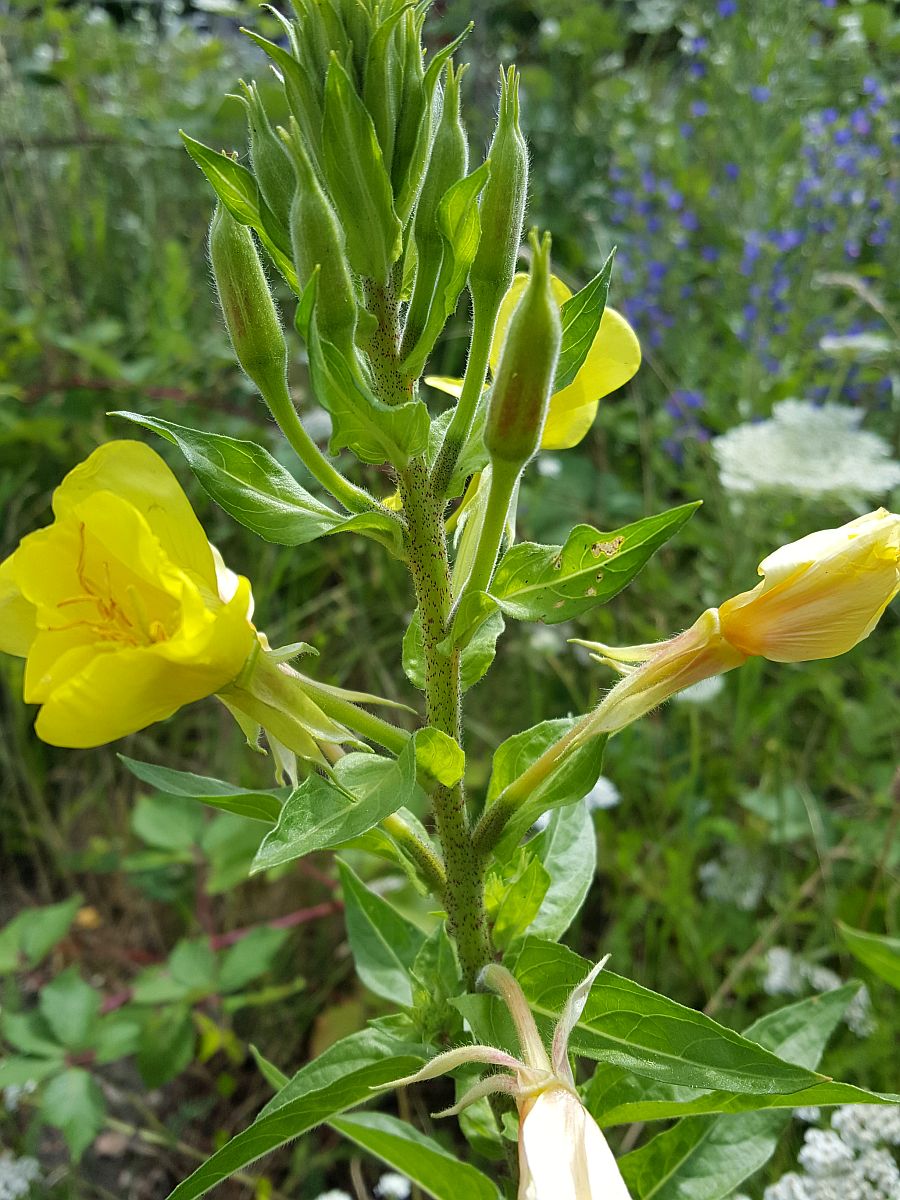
[
  {"xmin": 513, "ymin": 939, "xmax": 826, "ymax": 1095},
  {"xmin": 554, "ymin": 250, "xmax": 615, "ymax": 392},
  {"xmin": 0, "ymin": 1056, "xmax": 63, "ymax": 1088},
  {"xmin": 251, "ymin": 740, "xmax": 418, "ymax": 874},
  {"xmin": 490, "ymin": 503, "xmax": 700, "ymax": 624},
  {"xmin": 527, "ymin": 798, "xmax": 596, "ymax": 941},
  {"xmin": 166, "ymin": 1027, "xmax": 428, "ymax": 1200},
  {"xmin": 305, "ymin": 308, "xmax": 430, "ymax": 466},
  {"xmin": 338, "ymin": 860, "xmax": 426, "ymax": 1006},
  {"xmin": 112, "ymin": 413, "xmax": 402, "ymax": 554},
  {"xmin": 119, "ymin": 756, "xmax": 284, "ymax": 824},
  {"xmin": 170, "ymin": 939, "xmax": 219, "ymax": 993},
  {"xmin": 250, "ymin": 1044, "xmax": 290, "ymax": 1092},
  {"xmin": 41, "ymin": 1068, "xmax": 105, "ymax": 1161},
  {"xmin": 38, "ymin": 968, "xmax": 100, "ymax": 1052},
  {"xmin": 322, "ymin": 56, "xmax": 402, "ymax": 284},
  {"xmin": 414, "ymin": 727, "xmax": 466, "ymax": 787},
  {"xmin": 1, "ymin": 1011, "xmax": 64, "ymax": 1059},
  {"xmin": 0, "ymin": 894, "xmax": 82, "ymax": 973},
  {"xmin": 838, "ymin": 922, "xmax": 900, "ymax": 990},
  {"xmin": 490, "ymin": 855, "xmax": 550, "ymax": 951},
  {"xmin": 218, "ymin": 927, "xmax": 290, "ymax": 994},
  {"xmin": 132, "ymin": 792, "xmax": 205, "ymax": 852},
  {"xmin": 487, "ymin": 719, "xmax": 606, "ymax": 857},
  {"xmin": 180, "ymin": 132, "xmax": 297, "ymax": 289},
  {"xmin": 137, "ymin": 1005, "xmax": 195, "ymax": 1089},
  {"xmin": 331, "ymin": 1111, "xmax": 501, "ymax": 1200},
  {"xmin": 93, "ymin": 1015, "xmax": 141, "ymax": 1065},
  {"xmin": 617, "ymin": 984, "xmax": 871, "ymax": 1200},
  {"xmin": 403, "ymin": 606, "xmax": 505, "ymax": 693}
]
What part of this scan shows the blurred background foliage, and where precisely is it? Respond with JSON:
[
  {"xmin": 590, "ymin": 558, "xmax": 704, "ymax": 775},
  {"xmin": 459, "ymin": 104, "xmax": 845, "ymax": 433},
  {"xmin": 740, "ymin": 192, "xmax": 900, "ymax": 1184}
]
[{"xmin": 0, "ymin": 0, "xmax": 898, "ymax": 1196}]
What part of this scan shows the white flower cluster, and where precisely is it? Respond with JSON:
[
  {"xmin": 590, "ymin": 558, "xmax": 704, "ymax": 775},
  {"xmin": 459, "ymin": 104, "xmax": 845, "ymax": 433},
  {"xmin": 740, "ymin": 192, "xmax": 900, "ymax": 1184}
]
[
  {"xmin": 313, "ymin": 1191, "xmax": 353, "ymax": 1200},
  {"xmin": 1, "ymin": 1082, "xmax": 36, "ymax": 1114},
  {"xmin": 699, "ymin": 845, "xmax": 767, "ymax": 911},
  {"xmin": 763, "ymin": 1106, "xmax": 900, "ymax": 1200},
  {"xmin": 761, "ymin": 947, "xmax": 874, "ymax": 1037},
  {"xmin": 375, "ymin": 1174, "xmax": 412, "ymax": 1200},
  {"xmin": 0, "ymin": 1152, "xmax": 40, "ymax": 1200},
  {"xmin": 712, "ymin": 400, "xmax": 900, "ymax": 500}
]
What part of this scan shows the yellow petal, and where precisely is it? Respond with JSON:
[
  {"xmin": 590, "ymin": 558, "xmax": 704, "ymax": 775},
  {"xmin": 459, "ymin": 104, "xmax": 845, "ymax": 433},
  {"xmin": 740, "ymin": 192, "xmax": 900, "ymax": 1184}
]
[
  {"xmin": 425, "ymin": 375, "xmax": 464, "ymax": 400},
  {"xmin": 0, "ymin": 550, "xmax": 37, "ymax": 657},
  {"xmin": 51, "ymin": 440, "xmax": 217, "ymax": 591},
  {"xmin": 518, "ymin": 1088, "xmax": 632, "ymax": 1199},
  {"xmin": 541, "ymin": 401, "xmax": 598, "ymax": 451}
]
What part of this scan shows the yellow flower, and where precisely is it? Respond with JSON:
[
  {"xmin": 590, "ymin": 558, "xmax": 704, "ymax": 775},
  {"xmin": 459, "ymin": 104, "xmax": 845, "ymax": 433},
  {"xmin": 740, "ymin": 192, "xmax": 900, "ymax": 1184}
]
[
  {"xmin": 386, "ymin": 959, "xmax": 632, "ymax": 1200},
  {"xmin": 0, "ymin": 441, "xmax": 256, "ymax": 747},
  {"xmin": 575, "ymin": 508, "xmax": 899, "ymax": 739},
  {"xmin": 427, "ymin": 274, "xmax": 640, "ymax": 452}
]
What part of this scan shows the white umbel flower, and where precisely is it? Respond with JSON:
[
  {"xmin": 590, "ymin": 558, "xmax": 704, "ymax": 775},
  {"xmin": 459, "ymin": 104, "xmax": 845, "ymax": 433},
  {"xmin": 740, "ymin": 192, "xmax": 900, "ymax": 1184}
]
[{"xmin": 712, "ymin": 401, "xmax": 900, "ymax": 500}]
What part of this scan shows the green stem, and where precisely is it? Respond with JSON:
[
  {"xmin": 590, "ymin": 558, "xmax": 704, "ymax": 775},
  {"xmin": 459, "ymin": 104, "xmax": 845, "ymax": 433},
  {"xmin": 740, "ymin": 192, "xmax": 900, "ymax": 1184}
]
[
  {"xmin": 454, "ymin": 459, "xmax": 519, "ymax": 604},
  {"xmin": 264, "ymin": 377, "xmax": 385, "ymax": 516},
  {"xmin": 429, "ymin": 297, "xmax": 495, "ymax": 496},
  {"xmin": 398, "ymin": 457, "xmax": 491, "ymax": 988},
  {"xmin": 293, "ymin": 675, "xmax": 411, "ymax": 757}
]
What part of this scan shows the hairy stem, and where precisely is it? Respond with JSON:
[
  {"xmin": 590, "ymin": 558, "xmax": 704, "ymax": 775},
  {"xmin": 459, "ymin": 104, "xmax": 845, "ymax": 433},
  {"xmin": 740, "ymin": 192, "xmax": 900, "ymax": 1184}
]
[{"xmin": 429, "ymin": 299, "xmax": 494, "ymax": 496}]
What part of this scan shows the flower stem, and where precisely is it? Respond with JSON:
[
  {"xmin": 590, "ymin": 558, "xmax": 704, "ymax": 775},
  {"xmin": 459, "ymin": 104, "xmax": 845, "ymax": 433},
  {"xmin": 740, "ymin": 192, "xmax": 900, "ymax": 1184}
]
[
  {"xmin": 429, "ymin": 299, "xmax": 495, "ymax": 496},
  {"xmin": 454, "ymin": 459, "xmax": 519, "ymax": 604}
]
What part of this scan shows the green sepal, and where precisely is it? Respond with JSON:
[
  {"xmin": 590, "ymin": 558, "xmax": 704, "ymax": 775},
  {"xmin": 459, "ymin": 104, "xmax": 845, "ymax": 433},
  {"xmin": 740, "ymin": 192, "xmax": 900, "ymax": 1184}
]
[
  {"xmin": 241, "ymin": 27, "xmax": 323, "ymax": 162},
  {"xmin": 322, "ymin": 55, "xmax": 402, "ymax": 283}
]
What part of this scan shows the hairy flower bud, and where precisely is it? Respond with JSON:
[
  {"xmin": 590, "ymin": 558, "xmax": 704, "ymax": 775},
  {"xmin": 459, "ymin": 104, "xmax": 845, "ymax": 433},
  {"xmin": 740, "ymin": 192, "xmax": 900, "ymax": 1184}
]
[
  {"xmin": 484, "ymin": 231, "xmax": 561, "ymax": 469},
  {"xmin": 237, "ymin": 80, "xmax": 295, "ymax": 234},
  {"xmin": 280, "ymin": 119, "xmax": 358, "ymax": 349},
  {"xmin": 469, "ymin": 66, "xmax": 528, "ymax": 317},
  {"xmin": 208, "ymin": 201, "xmax": 289, "ymax": 404}
]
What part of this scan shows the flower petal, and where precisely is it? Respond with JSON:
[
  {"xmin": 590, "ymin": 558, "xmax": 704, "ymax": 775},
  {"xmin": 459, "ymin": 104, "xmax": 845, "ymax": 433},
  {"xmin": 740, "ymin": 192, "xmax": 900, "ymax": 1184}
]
[
  {"xmin": 519, "ymin": 1089, "xmax": 632, "ymax": 1200},
  {"xmin": 0, "ymin": 549, "xmax": 37, "ymax": 657}
]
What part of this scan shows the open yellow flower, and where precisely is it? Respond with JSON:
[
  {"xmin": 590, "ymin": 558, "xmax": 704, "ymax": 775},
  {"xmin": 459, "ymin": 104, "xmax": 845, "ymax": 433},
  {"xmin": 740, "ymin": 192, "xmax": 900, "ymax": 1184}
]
[
  {"xmin": 575, "ymin": 508, "xmax": 899, "ymax": 740},
  {"xmin": 428, "ymin": 274, "xmax": 640, "ymax": 452},
  {"xmin": 387, "ymin": 959, "xmax": 632, "ymax": 1200},
  {"xmin": 0, "ymin": 441, "xmax": 256, "ymax": 747}
]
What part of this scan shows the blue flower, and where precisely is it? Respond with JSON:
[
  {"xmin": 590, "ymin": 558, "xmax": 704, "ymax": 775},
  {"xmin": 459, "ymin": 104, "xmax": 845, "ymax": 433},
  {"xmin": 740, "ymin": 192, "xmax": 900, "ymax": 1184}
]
[
  {"xmin": 822, "ymin": 107, "xmax": 839, "ymax": 124},
  {"xmin": 833, "ymin": 126, "xmax": 853, "ymax": 145},
  {"xmin": 689, "ymin": 62, "xmax": 707, "ymax": 79},
  {"xmin": 680, "ymin": 211, "xmax": 700, "ymax": 232},
  {"xmin": 750, "ymin": 85, "xmax": 771, "ymax": 103},
  {"xmin": 717, "ymin": 0, "xmax": 738, "ymax": 15},
  {"xmin": 700, "ymin": 245, "xmax": 720, "ymax": 262},
  {"xmin": 690, "ymin": 100, "xmax": 709, "ymax": 118},
  {"xmin": 724, "ymin": 162, "xmax": 740, "ymax": 180},
  {"xmin": 665, "ymin": 190, "xmax": 684, "ymax": 211}
]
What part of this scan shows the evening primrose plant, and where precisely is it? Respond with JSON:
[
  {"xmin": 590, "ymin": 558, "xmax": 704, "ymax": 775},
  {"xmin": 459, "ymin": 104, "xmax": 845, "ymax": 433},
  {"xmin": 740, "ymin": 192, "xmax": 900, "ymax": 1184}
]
[{"xmin": 1, "ymin": 3, "xmax": 899, "ymax": 1198}]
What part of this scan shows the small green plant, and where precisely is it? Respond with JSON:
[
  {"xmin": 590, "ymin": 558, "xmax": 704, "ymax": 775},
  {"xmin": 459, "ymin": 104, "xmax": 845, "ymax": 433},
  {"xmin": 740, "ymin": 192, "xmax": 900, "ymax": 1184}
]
[{"xmin": 1, "ymin": 3, "xmax": 898, "ymax": 1197}]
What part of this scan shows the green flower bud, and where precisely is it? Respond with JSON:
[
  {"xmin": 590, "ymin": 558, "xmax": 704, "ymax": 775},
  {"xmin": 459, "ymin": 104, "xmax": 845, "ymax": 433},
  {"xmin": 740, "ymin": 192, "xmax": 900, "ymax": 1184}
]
[
  {"xmin": 208, "ymin": 201, "xmax": 289, "ymax": 405},
  {"xmin": 470, "ymin": 66, "xmax": 528, "ymax": 317},
  {"xmin": 279, "ymin": 119, "xmax": 358, "ymax": 350},
  {"xmin": 403, "ymin": 62, "xmax": 469, "ymax": 355},
  {"xmin": 237, "ymin": 80, "xmax": 295, "ymax": 234},
  {"xmin": 484, "ymin": 231, "xmax": 561, "ymax": 469}
]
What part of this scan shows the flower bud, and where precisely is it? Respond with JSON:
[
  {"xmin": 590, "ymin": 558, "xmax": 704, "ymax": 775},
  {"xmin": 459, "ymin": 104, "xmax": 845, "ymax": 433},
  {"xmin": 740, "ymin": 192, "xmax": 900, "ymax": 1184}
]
[
  {"xmin": 237, "ymin": 80, "xmax": 295, "ymax": 235},
  {"xmin": 469, "ymin": 66, "xmax": 528, "ymax": 317},
  {"xmin": 280, "ymin": 119, "xmax": 358, "ymax": 350},
  {"xmin": 208, "ymin": 201, "xmax": 289, "ymax": 404},
  {"xmin": 484, "ymin": 231, "xmax": 561, "ymax": 469}
]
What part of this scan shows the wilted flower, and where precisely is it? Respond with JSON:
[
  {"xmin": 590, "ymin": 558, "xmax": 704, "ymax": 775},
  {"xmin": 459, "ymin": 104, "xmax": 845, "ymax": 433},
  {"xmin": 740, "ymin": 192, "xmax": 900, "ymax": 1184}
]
[
  {"xmin": 572, "ymin": 509, "xmax": 899, "ymax": 739},
  {"xmin": 712, "ymin": 401, "xmax": 900, "ymax": 500},
  {"xmin": 386, "ymin": 959, "xmax": 632, "ymax": 1199}
]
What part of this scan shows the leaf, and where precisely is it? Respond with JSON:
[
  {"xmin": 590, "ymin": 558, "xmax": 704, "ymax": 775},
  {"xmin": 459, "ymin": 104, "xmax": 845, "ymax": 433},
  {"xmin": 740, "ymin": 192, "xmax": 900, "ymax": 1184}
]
[
  {"xmin": 322, "ymin": 56, "xmax": 402, "ymax": 283},
  {"xmin": 112, "ymin": 413, "xmax": 402, "ymax": 554},
  {"xmin": 491, "ymin": 856, "xmax": 550, "ymax": 951},
  {"xmin": 414, "ymin": 727, "xmax": 466, "ymax": 787},
  {"xmin": 218, "ymin": 927, "xmax": 290, "ymax": 994},
  {"xmin": 486, "ymin": 719, "xmax": 606, "ymax": 857},
  {"xmin": 490, "ymin": 503, "xmax": 700, "ymax": 624},
  {"xmin": 554, "ymin": 250, "xmax": 615, "ymax": 392},
  {"xmin": 132, "ymin": 793, "xmax": 205, "ymax": 852},
  {"xmin": 166, "ymin": 1027, "xmax": 428, "ymax": 1200},
  {"xmin": 170, "ymin": 939, "xmax": 219, "ymax": 993},
  {"xmin": 513, "ymin": 938, "xmax": 826, "ymax": 1096},
  {"xmin": 617, "ymin": 984, "xmax": 871, "ymax": 1200},
  {"xmin": 119, "ymin": 756, "xmax": 284, "ymax": 824},
  {"xmin": 0, "ymin": 894, "xmax": 82, "ymax": 973},
  {"xmin": 250, "ymin": 1044, "xmax": 289, "ymax": 1092},
  {"xmin": 403, "ymin": 606, "xmax": 505, "ymax": 693},
  {"xmin": 251, "ymin": 739, "xmax": 418, "ymax": 874},
  {"xmin": 38, "ymin": 968, "xmax": 100, "ymax": 1052},
  {"xmin": 0, "ymin": 1056, "xmax": 63, "ymax": 1088},
  {"xmin": 137, "ymin": 1005, "xmax": 196, "ymax": 1089},
  {"xmin": 527, "ymin": 798, "xmax": 596, "ymax": 941},
  {"xmin": 338, "ymin": 860, "xmax": 426, "ymax": 1006},
  {"xmin": 180, "ymin": 132, "xmax": 297, "ymax": 289},
  {"xmin": 838, "ymin": 922, "xmax": 900, "ymax": 990},
  {"xmin": 331, "ymin": 1111, "xmax": 501, "ymax": 1200},
  {"xmin": 41, "ymin": 1068, "xmax": 106, "ymax": 1161}
]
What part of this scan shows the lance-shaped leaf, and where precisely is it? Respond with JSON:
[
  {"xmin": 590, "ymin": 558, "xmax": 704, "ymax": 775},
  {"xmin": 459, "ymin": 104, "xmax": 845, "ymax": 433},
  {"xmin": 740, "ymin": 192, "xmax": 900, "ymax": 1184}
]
[
  {"xmin": 511, "ymin": 939, "xmax": 828, "ymax": 1096},
  {"xmin": 299, "ymin": 283, "xmax": 430, "ymax": 465},
  {"xmin": 251, "ymin": 737, "xmax": 419, "ymax": 873},
  {"xmin": 166, "ymin": 1026, "xmax": 429, "ymax": 1200},
  {"xmin": 322, "ymin": 56, "xmax": 402, "ymax": 283},
  {"xmin": 838, "ymin": 921, "xmax": 900, "ymax": 990},
  {"xmin": 491, "ymin": 503, "xmax": 700, "ymax": 625},
  {"xmin": 338, "ymin": 860, "xmax": 426, "ymax": 1005},
  {"xmin": 119, "ymin": 756, "xmax": 285, "ymax": 824},
  {"xmin": 241, "ymin": 29, "xmax": 323, "ymax": 161},
  {"xmin": 112, "ymin": 412, "xmax": 403, "ymax": 556},
  {"xmin": 588, "ymin": 984, "xmax": 898, "ymax": 1128},
  {"xmin": 554, "ymin": 250, "xmax": 615, "ymax": 393},
  {"xmin": 331, "ymin": 1111, "xmax": 501, "ymax": 1200},
  {"xmin": 617, "ymin": 984, "xmax": 884, "ymax": 1200},
  {"xmin": 527, "ymin": 798, "xmax": 596, "ymax": 942},
  {"xmin": 180, "ymin": 132, "xmax": 298, "ymax": 290}
]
